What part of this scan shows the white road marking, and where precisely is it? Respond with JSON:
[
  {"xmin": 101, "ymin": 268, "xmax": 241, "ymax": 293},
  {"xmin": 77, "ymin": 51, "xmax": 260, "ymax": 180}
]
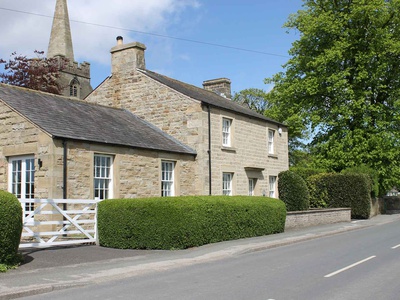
[
  {"xmin": 324, "ymin": 256, "xmax": 376, "ymax": 278},
  {"xmin": 391, "ymin": 244, "xmax": 400, "ymax": 249}
]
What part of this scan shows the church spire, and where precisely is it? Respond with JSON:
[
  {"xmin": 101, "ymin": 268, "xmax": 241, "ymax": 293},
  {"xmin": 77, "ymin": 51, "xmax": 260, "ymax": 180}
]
[{"xmin": 47, "ymin": 0, "xmax": 74, "ymax": 60}]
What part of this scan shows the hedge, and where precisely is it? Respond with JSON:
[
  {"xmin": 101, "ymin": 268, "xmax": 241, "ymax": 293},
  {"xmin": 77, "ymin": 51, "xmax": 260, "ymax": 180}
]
[
  {"xmin": 290, "ymin": 167, "xmax": 326, "ymax": 181},
  {"xmin": 0, "ymin": 190, "xmax": 23, "ymax": 265},
  {"xmin": 98, "ymin": 196, "xmax": 286, "ymax": 250},
  {"xmin": 278, "ymin": 170, "xmax": 310, "ymax": 211},
  {"xmin": 341, "ymin": 165, "xmax": 380, "ymax": 198},
  {"xmin": 308, "ymin": 173, "xmax": 371, "ymax": 219}
]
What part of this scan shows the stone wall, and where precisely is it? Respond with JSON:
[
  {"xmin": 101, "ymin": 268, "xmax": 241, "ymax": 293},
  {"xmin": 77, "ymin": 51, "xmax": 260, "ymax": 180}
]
[
  {"xmin": 87, "ymin": 70, "xmax": 289, "ymax": 196},
  {"xmin": 285, "ymin": 208, "xmax": 351, "ymax": 230},
  {"xmin": 381, "ymin": 196, "xmax": 400, "ymax": 214},
  {"xmin": 0, "ymin": 103, "xmax": 61, "ymax": 198},
  {"xmin": 65, "ymin": 141, "xmax": 196, "ymax": 199}
]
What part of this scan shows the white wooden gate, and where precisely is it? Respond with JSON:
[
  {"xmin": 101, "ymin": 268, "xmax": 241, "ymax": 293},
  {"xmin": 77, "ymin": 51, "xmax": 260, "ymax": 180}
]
[{"xmin": 19, "ymin": 199, "xmax": 101, "ymax": 248}]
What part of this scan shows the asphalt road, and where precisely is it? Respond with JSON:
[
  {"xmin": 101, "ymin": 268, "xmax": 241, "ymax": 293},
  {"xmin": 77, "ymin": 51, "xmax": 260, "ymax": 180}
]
[{"xmin": 21, "ymin": 219, "xmax": 400, "ymax": 300}]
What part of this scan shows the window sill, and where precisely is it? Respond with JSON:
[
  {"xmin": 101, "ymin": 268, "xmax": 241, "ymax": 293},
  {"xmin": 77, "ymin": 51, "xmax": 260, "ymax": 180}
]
[
  {"xmin": 221, "ymin": 146, "xmax": 237, "ymax": 153},
  {"xmin": 268, "ymin": 154, "xmax": 278, "ymax": 159}
]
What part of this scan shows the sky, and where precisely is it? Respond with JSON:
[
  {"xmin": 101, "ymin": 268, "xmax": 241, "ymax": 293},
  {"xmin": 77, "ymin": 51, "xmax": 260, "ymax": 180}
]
[{"xmin": 0, "ymin": 0, "xmax": 304, "ymax": 95}]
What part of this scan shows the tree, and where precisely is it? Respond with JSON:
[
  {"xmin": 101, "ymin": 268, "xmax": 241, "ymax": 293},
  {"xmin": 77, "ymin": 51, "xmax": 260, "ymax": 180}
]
[
  {"xmin": 266, "ymin": 0, "xmax": 400, "ymax": 193},
  {"xmin": 232, "ymin": 88, "xmax": 271, "ymax": 114},
  {"xmin": 0, "ymin": 50, "xmax": 67, "ymax": 95}
]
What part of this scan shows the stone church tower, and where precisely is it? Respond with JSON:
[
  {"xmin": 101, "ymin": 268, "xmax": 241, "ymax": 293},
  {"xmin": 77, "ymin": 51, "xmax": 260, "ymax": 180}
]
[{"xmin": 47, "ymin": 0, "xmax": 92, "ymax": 99}]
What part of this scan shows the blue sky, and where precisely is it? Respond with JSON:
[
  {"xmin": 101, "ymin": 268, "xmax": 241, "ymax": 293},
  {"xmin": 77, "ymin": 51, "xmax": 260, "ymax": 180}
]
[{"xmin": 0, "ymin": 0, "xmax": 304, "ymax": 95}]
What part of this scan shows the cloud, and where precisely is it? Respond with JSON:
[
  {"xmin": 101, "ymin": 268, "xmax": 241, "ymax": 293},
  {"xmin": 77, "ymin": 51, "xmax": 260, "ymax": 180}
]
[{"xmin": 0, "ymin": 0, "xmax": 200, "ymax": 66}]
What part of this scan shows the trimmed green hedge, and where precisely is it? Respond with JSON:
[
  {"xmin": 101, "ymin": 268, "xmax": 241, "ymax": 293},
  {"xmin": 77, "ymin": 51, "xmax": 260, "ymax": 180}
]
[
  {"xmin": 290, "ymin": 167, "xmax": 326, "ymax": 181},
  {"xmin": 0, "ymin": 191, "xmax": 23, "ymax": 265},
  {"xmin": 98, "ymin": 196, "xmax": 286, "ymax": 250},
  {"xmin": 308, "ymin": 173, "xmax": 371, "ymax": 219},
  {"xmin": 278, "ymin": 170, "xmax": 310, "ymax": 211},
  {"xmin": 341, "ymin": 165, "xmax": 380, "ymax": 198}
]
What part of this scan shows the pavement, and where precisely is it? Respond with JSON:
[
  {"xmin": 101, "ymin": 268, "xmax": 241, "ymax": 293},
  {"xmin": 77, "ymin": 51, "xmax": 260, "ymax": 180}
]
[{"xmin": 1, "ymin": 214, "xmax": 400, "ymax": 300}]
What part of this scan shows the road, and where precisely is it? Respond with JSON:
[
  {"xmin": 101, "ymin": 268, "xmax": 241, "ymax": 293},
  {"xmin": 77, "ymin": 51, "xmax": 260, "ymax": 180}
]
[{"xmin": 22, "ymin": 220, "xmax": 400, "ymax": 300}]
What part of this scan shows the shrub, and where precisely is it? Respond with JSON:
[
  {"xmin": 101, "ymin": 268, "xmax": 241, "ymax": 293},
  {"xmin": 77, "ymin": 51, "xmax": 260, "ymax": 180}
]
[
  {"xmin": 290, "ymin": 167, "xmax": 326, "ymax": 181},
  {"xmin": 308, "ymin": 173, "xmax": 371, "ymax": 219},
  {"xmin": 278, "ymin": 170, "xmax": 310, "ymax": 211},
  {"xmin": 98, "ymin": 196, "xmax": 286, "ymax": 250},
  {"xmin": 0, "ymin": 191, "xmax": 23, "ymax": 266},
  {"xmin": 341, "ymin": 165, "xmax": 380, "ymax": 198}
]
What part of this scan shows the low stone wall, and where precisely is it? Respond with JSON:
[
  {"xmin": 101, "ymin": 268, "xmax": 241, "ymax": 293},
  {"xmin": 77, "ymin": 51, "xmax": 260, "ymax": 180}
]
[
  {"xmin": 285, "ymin": 208, "xmax": 351, "ymax": 230},
  {"xmin": 382, "ymin": 196, "xmax": 400, "ymax": 214}
]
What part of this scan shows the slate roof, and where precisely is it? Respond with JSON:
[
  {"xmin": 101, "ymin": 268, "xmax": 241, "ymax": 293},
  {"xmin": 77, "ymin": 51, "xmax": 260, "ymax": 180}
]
[
  {"xmin": 139, "ymin": 69, "xmax": 285, "ymax": 126},
  {"xmin": 0, "ymin": 84, "xmax": 196, "ymax": 155}
]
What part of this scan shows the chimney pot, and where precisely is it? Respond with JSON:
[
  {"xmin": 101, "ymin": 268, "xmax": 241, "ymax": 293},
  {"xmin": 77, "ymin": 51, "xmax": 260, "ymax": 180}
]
[{"xmin": 116, "ymin": 36, "xmax": 123, "ymax": 45}]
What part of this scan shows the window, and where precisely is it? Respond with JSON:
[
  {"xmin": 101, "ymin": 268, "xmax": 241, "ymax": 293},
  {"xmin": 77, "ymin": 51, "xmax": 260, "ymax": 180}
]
[
  {"xmin": 222, "ymin": 118, "xmax": 232, "ymax": 147},
  {"xmin": 268, "ymin": 129, "xmax": 275, "ymax": 154},
  {"xmin": 69, "ymin": 78, "xmax": 80, "ymax": 98},
  {"xmin": 223, "ymin": 172, "xmax": 233, "ymax": 196},
  {"xmin": 8, "ymin": 156, "xmax": 35, "ymax": 212},
  {"xmin": 94, "ymin": 154, "xmax": 113, "ymax": 200},
  {"xmin": 161, "ymin": 161, "xmax": 175, "ymax": 197},
  {"xmin": 269, "ymin": 176, "xmax": 277, "ymax": 198},
  {"xmin": 249, "ymin": 178, "xmax": 255, "ymax": 196}
]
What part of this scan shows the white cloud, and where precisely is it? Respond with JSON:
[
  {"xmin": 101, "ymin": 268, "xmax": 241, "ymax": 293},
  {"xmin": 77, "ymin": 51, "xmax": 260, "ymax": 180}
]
[{"xmin": 0, "ymin": 0, "xmax": 200, "ymax": 66}]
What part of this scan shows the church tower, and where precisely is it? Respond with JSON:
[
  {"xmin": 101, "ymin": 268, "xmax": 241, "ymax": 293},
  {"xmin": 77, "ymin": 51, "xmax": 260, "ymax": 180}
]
[{"xmin": 47, "ymin": 0, "xmax": 92, "ymax": 99}]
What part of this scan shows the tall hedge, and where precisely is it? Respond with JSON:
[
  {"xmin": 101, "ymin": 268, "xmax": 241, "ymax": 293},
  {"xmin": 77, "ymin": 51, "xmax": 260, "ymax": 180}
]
[
  {"xmin": 0, "ymin": 191, "xmax": 23, "ymax": 265},
  {"xmin": 278, "ymin": 170, "xmax": 310, "ymax": 211},
  {"xmin": 98, "ymin": 196, "xmax": 286, "ymax": 250},
  {"xmin": 290, "ymin": 167, "xmax": 326, "ymax": 181},
  {"xmin": 308, "ymin": 173, "xmax": 371, "ymax": 219},
  {"xmin": 341, "ymin": 165, "xmax": 380, "ymax": 198}
]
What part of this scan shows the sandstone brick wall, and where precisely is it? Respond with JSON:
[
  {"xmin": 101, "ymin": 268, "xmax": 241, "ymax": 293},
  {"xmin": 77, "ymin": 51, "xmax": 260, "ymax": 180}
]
[
  {"xmin": 0, "ymin": 102, "xmax": 62, "ymax": 199},
  {"xmin": 87, "ymin": 72, "xmax": 207, "ymax": 195},
  {"xmin": 86, "ymin": 71, "xmax": 289, "ymax": 197},
  {"xmin": 285, "ymin": 208, "xmax": 351, "ymax": 229},
  {"xmin": 65, "ymin": 141, "xmax": 196, "ymax": 199},
  {"xmin": 209, "ymin": 107, "xmax": 288, "ymax": 196}
]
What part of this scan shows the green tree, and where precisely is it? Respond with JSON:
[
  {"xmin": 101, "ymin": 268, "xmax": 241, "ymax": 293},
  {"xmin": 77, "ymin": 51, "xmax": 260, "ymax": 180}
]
[
  {"xmin": 266, "ymin": 0, "xmax": 400, "ymax": 193},
  {"xmin": 0, "ymin": 50, "xmax": 66, "ymax": 95},
  {"xmin": 232, "ymin": 88, "xmax": 271, "ymax": 114}
]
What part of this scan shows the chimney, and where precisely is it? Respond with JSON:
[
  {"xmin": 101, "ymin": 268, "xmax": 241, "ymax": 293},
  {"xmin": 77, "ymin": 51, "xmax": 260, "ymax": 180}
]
[
  {"xmin": 203, "ymin": 78, "xmax": 232, "ymax": 99},
  {"xmin": 110, "ymin": 36, "xmax": 146, "ymax": 75}
]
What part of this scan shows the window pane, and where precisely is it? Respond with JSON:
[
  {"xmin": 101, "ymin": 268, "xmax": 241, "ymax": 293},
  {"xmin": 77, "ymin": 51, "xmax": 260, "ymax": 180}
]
[
  {"xmin": 94, "ymin": 155, "xmax": 112, "ymax": 200},
  {"xmin": 269, "ymin": 176, "xmax": 276, "ymax": 198},
  {"xmin": 161, "ymin": 161, "xmax": 174, "ymax": 197},
  {"xmin": 222, "ymin": 118, "xmax": 231, "ymax": 146},
  {"xmin": 268, "ymin": 130, "xmax": 274, "ymax": 154},
  {"xmin": 223, "ymin": 173, "xmax": 232, "ymax": 196}
]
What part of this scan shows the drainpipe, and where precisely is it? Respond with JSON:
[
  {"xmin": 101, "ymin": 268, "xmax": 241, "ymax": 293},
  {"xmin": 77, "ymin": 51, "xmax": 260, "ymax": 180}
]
[
  {"xmin": 207, "ymin": 105, "xmax": 212, "ymax": 195},
  {"xmin": 62, "ymin": 139, "xmax": 67, "ymax": 202}
]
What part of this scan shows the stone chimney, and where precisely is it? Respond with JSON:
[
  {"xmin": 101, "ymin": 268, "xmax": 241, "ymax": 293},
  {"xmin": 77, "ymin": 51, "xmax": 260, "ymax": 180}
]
[
  {"xmin": 110, "ymin": 36, "xmax": 146, "ymax": 75},
  {"xmin": 203, "ymin": 78, "xmax": 232, "ymax": 99}
]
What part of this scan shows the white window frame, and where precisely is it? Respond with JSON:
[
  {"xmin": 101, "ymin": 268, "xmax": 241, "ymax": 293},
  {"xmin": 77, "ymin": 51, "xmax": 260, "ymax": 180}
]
[
  {"xmin": 8, "ymin": 155, "xmax": 35, "ymax": 212},
  {"xmin": 268, "ymin": 129, "xmax": 275, "ymax": 154},
  {"xmin": 222, "ymin": 118, "xmax": 232, "ymax": 147},
  {"xmin": 249, "ymin": 178, "xmax": 255, "ymax": 196},
  {"xmin": 223, "ymin": 172, "xmax": 233, "ymax": 196},
  {"xmin": 161, "ymin": 161, "xmax": 175, "ymax": 197},
  {"xmin": 269, "ymin": 176, "xmax": 277, "ymax": 198},
  {"xmin": 94, "ymin": 154, "xmax": 113, "ymax": 200}
]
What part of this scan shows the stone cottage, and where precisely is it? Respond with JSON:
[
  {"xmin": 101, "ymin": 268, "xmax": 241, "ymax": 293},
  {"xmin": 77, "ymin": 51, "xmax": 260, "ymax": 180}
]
[
  {"xmin": 0, "ymin": 0, "xmax": 288, "ymax": 204},
  {"xmin": 85, "ymin": 37, "xmax": 289, "ymax": 198},
  {"xmin": 0, "ymin": 84, "xmax": 197, "ymax": 205}
]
